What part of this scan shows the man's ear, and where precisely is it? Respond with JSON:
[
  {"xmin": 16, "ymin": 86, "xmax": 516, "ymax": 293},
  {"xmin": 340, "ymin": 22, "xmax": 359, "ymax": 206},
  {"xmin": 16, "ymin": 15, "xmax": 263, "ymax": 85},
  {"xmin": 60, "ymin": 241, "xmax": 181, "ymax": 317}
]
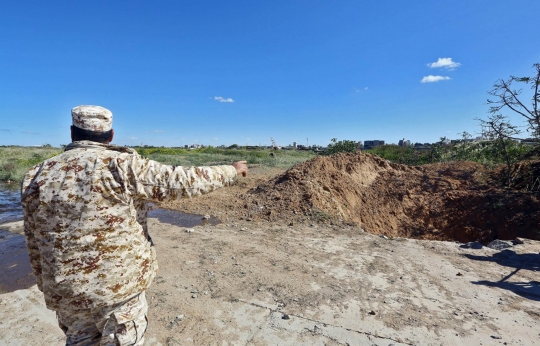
[{"xmin": 109, "ymin": 129, "xmax": 114, "ymax": 143}]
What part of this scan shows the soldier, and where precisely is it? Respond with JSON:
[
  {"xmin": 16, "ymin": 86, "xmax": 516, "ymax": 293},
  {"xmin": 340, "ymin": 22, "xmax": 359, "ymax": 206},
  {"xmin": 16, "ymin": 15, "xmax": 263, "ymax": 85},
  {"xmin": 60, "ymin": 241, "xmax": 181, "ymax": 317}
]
[{"xmin": 21, "ymin": 105, "xmax": 248, "ymax": 345}]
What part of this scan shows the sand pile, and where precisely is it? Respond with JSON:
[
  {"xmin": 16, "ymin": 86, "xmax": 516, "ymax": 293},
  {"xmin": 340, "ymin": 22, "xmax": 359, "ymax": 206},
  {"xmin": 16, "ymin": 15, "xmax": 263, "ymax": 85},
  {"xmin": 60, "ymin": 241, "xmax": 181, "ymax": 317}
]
[{"xmin": 245, "ymin": 152, "xmax": 540, "ymax": 243}]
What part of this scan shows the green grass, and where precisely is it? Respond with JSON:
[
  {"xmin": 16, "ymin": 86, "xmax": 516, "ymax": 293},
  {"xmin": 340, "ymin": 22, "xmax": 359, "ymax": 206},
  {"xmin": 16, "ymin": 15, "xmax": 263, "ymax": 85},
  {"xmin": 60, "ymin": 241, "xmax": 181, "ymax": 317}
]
[
  {"xmin": 0, "ymin": 146, "xmax": 63, "ymax": 182},
  {"xmin": 5, "ymin": 140, "xmax": 538, "ymax": 184},
  {"xmin": 366, "ymin": 142, "xmax": 538, "ymax": 166},
  {"xmin": 135, "ymin": 146, "xmax": 316, "ymax": 168},
  {"xmin": 0, "ymin": 146, "xmax": 316, "ymax": 183}
]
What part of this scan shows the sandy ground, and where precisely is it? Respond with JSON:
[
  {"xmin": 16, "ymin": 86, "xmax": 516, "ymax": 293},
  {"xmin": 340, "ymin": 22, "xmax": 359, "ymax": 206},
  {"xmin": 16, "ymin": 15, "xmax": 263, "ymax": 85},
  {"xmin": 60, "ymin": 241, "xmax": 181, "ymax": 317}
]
[
  {"xmin": 1, "ymin": 164, "xmax": 540, "ymax": 345},
  {"xmin": 1, "ymin": 218, "xmax": 539, "ymax": 345}
]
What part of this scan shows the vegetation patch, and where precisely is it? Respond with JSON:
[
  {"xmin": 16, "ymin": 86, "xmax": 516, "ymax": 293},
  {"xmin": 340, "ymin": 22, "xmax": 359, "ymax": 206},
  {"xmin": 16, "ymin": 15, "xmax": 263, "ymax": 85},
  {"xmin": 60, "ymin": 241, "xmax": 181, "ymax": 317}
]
[
  {"xmin": 0, "ymin": 146, "xmax": 315, "ymax": 183},
  {"xmin": 0, "ymin": 146, "xmax": 62, "ymax": 182}
]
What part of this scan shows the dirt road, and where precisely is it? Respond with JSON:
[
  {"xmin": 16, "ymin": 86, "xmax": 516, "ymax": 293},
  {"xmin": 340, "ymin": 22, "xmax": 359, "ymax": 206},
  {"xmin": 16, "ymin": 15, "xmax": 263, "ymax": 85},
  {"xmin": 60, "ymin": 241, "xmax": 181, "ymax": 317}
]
[{"xmin": 1, "ymin": 218, "xmax": 539, "ymax": 345}]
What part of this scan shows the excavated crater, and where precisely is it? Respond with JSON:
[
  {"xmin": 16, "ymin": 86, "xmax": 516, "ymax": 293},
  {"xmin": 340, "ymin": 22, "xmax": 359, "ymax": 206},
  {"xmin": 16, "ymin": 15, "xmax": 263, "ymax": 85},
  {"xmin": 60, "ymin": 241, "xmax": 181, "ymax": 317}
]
[{"xmin": 245, "ymin": 152, "xmax": 540, "ymax": 243}]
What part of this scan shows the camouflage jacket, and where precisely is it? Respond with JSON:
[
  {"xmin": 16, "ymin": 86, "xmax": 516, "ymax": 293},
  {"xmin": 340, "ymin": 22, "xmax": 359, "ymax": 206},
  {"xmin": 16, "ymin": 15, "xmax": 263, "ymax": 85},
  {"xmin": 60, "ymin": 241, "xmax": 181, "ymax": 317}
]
[{"xmin": 21, "ymin": 141, "xmax": 237, "ymax": 310}]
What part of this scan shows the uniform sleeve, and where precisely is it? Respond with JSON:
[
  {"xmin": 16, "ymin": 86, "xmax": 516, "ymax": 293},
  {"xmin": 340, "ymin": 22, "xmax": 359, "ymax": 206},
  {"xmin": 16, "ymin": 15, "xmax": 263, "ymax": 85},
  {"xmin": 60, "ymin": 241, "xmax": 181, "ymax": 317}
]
[
  {"xmin": 113, "ymin": 155, "xmax": 238, "ymax": 202},
  {"xmin": 21, "ymin": 166, "xmax": 44, "ymax": 291}
]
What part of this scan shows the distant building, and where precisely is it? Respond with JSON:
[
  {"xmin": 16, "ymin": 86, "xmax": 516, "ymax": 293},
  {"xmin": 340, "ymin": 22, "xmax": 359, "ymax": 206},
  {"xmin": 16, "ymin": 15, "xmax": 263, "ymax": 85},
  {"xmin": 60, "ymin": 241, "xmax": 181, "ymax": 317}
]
[
  {"xmin": 363, "ymin": 140, "xmax": 385, "ymax": 150},
  {"xmin": 356, "ymin": 141, "xmax": 363, "ymax": 150},
  {"xmin": 522, "ymin": 138, "xmax": 539, "ymax": 145},
  {"xmin": 398, "ymin": 138, "xmax": 411, "ymax": 147}
]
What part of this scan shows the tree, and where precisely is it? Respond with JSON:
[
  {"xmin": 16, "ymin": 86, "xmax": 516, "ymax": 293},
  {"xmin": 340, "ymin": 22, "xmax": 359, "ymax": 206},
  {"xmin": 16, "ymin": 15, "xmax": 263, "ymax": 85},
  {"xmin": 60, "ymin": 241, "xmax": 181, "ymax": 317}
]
[
  {"xmin": 428, "ymin": 137, "xmax": 450, "ymax": 163},
  {"xmin": 451, "ymin": 131, "xmax": 476, "ymax": 162},
  {"xmin": 487, "ymin": 63, "xmax": 540, "ymax": 139},
  {"xmin": 324, "ymin": 138, "xmax": 357, "ymax": 155},
  {"xmin": 478, "ymin": 114, "xmax": 521, "ymax": 186}
]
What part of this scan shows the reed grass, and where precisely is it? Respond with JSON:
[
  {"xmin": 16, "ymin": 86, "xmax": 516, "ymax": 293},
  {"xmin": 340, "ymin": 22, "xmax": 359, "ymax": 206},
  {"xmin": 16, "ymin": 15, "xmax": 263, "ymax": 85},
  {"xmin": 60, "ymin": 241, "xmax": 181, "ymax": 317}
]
[
  {"xmin": 0, "ymin": 146, "xmax": 62, "ymax": 183},
  {"xmin": 0, "ymin": 146, "xmax": 316, "ymax": 183}
]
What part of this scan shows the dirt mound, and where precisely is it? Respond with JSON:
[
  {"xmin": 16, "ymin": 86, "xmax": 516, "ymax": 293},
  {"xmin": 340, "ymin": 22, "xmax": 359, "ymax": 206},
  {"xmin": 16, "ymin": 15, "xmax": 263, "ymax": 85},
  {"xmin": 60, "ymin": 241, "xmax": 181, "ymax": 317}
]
[{"xmin": 245, "ymin": 152, "xmax": 540, "ymax": 243}]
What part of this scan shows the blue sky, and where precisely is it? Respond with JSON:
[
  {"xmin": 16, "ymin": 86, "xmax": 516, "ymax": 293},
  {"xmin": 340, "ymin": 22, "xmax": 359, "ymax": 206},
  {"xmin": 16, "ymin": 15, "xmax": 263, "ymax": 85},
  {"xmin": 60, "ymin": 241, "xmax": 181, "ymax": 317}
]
[{"xmin": 1, "ymin": 1, "xmax": 539, "ymax": 147}]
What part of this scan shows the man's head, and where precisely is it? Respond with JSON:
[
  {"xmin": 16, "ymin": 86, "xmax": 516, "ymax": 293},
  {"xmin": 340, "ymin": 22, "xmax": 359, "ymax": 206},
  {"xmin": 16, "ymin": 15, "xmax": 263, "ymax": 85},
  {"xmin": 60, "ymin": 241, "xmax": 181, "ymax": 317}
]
[{"xmin": 71, "ymin": 105, "xmax": 114, "ymax": 143}]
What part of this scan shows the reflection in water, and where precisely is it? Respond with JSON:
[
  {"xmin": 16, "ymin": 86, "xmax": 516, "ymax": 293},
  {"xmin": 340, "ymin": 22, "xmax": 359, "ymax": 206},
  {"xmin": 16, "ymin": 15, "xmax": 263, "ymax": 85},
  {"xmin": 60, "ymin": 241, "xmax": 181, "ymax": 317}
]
[
  {"xmin": 0, "ymin": 183, "xmax": 22, "ymax": 224},
  {"xmin": 148, "ymin": 208, "xmax": 221, "ymax": 228}
]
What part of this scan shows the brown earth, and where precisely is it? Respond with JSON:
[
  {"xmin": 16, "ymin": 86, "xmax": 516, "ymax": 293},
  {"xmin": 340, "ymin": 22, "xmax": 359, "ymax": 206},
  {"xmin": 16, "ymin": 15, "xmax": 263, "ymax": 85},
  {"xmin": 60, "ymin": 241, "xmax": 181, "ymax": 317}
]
[
  {"xmin": 2, "ymin": 153, "xmax": 540, "ymax": 345},
  {"xmin": 164, "ymin": 152, "xmax": 540, "ymax": 244}
]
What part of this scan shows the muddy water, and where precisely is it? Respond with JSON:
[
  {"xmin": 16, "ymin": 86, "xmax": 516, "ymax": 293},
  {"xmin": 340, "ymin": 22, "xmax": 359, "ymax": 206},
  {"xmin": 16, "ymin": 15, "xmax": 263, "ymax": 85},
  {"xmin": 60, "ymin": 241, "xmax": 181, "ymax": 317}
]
[
  {"xmin": 148, "ymin": 207, "xmax": 221, "ymax": 228},
  {"xmin": 0, "ymin": 183, "xmax": 22, "ymax": 224},
  {"xmin": 0, "ymin": 185, "xmax": 220, "ymax": 293},
  {"xmin": 0, "ymin": 184, "xmax": 32, "ymax": 293},
  {"xmin": 0, "ymin": 229, "xmax": 35, "ymax": 293}
]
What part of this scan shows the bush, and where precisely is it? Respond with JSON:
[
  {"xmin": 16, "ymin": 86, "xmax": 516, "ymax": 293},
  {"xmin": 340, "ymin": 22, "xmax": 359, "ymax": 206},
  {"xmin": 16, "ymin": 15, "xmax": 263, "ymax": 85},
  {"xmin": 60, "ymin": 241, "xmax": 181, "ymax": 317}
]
[{"xmin": 324, "ymin": 138, "xmax": 357, "ymax": 155}]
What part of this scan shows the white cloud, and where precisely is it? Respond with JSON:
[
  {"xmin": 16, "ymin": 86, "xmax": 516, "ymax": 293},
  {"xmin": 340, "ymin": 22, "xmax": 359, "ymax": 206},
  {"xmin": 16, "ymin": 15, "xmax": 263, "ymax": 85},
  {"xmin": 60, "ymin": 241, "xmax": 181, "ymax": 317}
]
[
  {"xmin": 214, "ymin": 96, "xmax": 234, "ymax": 103},
  {"xmin": 427, "ymin": 58, "xmax": 461, "ymax": 69},
  {"xmin": 421, "ymin": 75, "xmax": 451, "ymax": 83},
  {"xmin": 213, "ymin": 137, "xmax": 218, "ymax": 141},
  {"xmin": 153, "ymin": 130, "xmax": 165, "ymax": 133},
  {"xmin": 353, "ymin": 87, "xmax": 369, "ymax": 93},
  {"xmin": 129, "ymin": 136, "xmax": 138, "ymax": 140}
]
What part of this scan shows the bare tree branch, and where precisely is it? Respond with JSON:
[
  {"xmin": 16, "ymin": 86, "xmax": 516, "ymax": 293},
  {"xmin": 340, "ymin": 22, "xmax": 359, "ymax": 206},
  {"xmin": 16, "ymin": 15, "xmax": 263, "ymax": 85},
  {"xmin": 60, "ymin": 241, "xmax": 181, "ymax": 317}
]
[
  {"xmin": 533, "ymin": 64, "xmax": 540, "ymax": 122},
  {"xmin": 502, "ymin": 80, "xmax": 534, "ymax": 118},
  {"xmin": 486, "ymin": 64, "xmax": 540, "ymax": 139}
]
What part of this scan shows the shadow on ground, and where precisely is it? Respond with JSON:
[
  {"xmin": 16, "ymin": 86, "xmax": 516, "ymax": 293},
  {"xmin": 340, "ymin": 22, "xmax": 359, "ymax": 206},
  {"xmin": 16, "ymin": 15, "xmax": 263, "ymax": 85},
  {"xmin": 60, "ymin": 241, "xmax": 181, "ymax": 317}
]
[{"xmin": 464, "ymin": 249, "xmax": 540, "ymax": 301}]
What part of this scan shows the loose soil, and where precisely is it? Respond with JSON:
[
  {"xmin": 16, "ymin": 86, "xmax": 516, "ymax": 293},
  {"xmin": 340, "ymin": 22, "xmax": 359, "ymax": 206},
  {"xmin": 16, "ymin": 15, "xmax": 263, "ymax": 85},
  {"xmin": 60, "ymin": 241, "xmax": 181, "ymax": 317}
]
[{"xmin": 164, "ymin": 152, "xmax": 540, "ymax": 244}]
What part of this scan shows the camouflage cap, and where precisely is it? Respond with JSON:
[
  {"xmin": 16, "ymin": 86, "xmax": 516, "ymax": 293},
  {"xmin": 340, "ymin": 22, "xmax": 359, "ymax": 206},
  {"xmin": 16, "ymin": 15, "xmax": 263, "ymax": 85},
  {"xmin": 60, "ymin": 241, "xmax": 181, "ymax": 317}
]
[{"xmin": 71, "ymin": 105, "xmax": 113, "ymax": 132}]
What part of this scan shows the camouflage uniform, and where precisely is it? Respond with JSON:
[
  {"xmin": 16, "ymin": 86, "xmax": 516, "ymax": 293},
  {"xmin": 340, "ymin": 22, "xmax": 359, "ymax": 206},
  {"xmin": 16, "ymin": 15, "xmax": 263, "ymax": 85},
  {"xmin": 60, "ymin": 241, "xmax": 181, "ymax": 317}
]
[
  {"xmin": 21, "ymin": 140, "xmax": 237, "ymax": 344},
  {"xmin": 56, "ymin": 292, "xmax": 148, "ymax": 345}
]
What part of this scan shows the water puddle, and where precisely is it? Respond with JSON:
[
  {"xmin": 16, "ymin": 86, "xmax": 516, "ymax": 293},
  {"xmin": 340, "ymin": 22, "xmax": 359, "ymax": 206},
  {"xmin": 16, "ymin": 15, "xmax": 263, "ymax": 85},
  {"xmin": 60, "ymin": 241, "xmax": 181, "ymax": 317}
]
[
  {"xmin": 0, "ymin": 208, "xmax": 220, "ymax": 293},
  {"xmin": 0, "ymin": 229, "xmax": 35, "ymax": 293},
  {"xmin": 148, "ymin": 208, "xmax": 221, "ymax": 228}
]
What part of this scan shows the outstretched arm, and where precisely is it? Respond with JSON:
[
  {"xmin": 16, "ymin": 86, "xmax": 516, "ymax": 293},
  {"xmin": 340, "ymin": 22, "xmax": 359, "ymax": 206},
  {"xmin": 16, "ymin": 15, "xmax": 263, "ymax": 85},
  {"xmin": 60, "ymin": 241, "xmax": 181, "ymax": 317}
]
[{"xmin": 114, "ymin": 156, "xmax": 248, "ymax": 201}]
